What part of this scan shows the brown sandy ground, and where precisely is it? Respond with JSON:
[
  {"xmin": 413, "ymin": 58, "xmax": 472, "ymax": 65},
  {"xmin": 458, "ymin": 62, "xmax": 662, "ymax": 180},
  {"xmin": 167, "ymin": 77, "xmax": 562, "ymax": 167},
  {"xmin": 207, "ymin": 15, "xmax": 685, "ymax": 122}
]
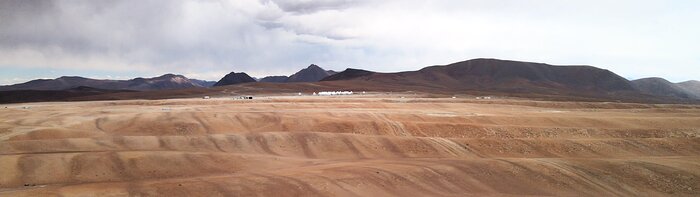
[{"xmin": 0, "ymin": 94, "xmax": 699, "ymax": 196}]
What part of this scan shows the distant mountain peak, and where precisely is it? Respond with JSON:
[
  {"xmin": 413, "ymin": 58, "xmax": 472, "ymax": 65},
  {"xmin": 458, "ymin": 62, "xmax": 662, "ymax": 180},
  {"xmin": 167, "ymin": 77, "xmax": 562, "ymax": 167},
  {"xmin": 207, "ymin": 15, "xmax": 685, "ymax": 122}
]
[
  {"xmin": 57, "ymin": 76, "xmax": 89, "ymax": 80},
  {"xmin": 307, "ymin": 64, "xmax": 321, "ymax": 69},
  {"xmin": 158, "ymin": 73, "xmax": 180, "ymax": 78},
  {"xmin": 636, "ymin": 77, "xmax": 669, "ymax": 82},
  {"xmin": 286, "ymin": 64, "xmax": 335, "ymax": 82}
]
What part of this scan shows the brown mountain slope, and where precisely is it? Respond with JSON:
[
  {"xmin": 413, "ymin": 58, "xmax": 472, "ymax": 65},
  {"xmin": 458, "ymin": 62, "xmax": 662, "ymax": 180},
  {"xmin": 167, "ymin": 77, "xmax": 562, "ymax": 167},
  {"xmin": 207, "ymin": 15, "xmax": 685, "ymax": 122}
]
[
  {"xmin": 323, "ymin": 58, "xmax": 635, "ymax": 95},
  {"xmin": 0, "ymin": 86, "xmax": 137, "ymax": 104}
]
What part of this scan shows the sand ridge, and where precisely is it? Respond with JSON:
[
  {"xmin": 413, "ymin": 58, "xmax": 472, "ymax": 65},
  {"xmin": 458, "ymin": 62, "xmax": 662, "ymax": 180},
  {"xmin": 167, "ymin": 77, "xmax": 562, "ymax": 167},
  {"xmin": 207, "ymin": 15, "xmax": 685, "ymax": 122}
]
[{"xmin": 0, "ymin": 96, "xmax": 699, "ymax": 196}]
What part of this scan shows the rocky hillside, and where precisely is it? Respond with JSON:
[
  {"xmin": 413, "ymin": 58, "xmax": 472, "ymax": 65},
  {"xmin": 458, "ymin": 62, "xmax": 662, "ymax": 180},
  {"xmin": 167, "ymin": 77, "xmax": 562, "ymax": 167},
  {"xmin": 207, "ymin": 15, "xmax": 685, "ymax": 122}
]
[{"xmin": 286, "ymin": 64, "xmax": 337, "ymax": 82}]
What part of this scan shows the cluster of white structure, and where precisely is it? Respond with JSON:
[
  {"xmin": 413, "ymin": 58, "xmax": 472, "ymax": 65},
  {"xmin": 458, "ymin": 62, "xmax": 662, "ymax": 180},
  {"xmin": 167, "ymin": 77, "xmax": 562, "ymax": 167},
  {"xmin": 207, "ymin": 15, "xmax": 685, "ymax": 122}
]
[
  {"xmin": 475, "ymin": 96, "xmax": 492, "ymax": 100},
  {"xmin": 314, "ymin": 91, "xmax": 354, "ymax": 96}
]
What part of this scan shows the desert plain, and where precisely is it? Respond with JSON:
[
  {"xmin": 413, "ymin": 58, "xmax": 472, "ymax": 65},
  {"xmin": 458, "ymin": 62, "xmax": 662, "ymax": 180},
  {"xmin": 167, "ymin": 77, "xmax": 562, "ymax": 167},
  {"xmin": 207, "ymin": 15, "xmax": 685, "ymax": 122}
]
[{"xmin": 1, "ymin": 94, "xmax": 699, "ymax": 196}]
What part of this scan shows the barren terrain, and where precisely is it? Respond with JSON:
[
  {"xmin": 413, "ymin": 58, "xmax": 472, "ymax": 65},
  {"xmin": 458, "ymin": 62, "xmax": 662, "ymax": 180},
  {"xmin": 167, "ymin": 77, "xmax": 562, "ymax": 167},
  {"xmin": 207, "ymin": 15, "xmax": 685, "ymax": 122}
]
[{"xmin": 1, "ymin": 94, "xmax": 699, "ymax": 196}]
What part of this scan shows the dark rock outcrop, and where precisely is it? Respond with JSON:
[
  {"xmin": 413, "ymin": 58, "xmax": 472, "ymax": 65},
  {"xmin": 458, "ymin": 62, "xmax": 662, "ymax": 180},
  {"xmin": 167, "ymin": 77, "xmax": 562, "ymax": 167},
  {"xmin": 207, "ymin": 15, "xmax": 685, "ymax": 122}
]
[{"xmin": 213, "ymin": 72, "xmax": 256, "ymax": 86}]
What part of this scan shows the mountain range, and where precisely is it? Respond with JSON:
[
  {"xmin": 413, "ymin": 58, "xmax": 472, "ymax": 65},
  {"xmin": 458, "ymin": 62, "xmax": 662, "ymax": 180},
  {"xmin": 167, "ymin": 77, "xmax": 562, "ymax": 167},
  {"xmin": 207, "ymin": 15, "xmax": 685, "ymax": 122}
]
[
  {"xmin": 1, "ymin": 58, "xmax": 699, "ymax": 103},
  {"xmin": 0, "ymin": 74, "xmax": 216, "ymax": 91},
  {"xmin": 321, "ymin": 58, "xmax": 699, "ymax": 100}
]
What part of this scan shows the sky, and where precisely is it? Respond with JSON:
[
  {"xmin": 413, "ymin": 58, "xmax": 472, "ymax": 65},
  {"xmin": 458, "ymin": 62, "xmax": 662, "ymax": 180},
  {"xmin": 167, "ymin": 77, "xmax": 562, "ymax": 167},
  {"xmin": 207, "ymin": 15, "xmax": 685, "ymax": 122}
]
[{"xmin": 0, "ymin": 0, "xmax": 698, "ymax": 85}]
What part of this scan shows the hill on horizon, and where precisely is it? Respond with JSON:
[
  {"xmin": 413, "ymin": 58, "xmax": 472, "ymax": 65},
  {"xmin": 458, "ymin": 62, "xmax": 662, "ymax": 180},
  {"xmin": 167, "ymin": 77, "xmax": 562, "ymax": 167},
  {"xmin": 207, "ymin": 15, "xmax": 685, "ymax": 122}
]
[
  {"xmin": 323, "ymin": 58, "xmax": 638, "ymax": 95},
  {"xmin": 213, "ymin": 72, "xmax": 256, "ymax": 86},
  {"xmin": 258, "ymin": 64, "xmax": 337, "ymax": 83},
  {"xmin": 631, "ymin": 77, "xmax": 696, "ymax": 99},
  {"xmin": 677, "ymin": 80, "xmax": 700, "ymax": 98}
]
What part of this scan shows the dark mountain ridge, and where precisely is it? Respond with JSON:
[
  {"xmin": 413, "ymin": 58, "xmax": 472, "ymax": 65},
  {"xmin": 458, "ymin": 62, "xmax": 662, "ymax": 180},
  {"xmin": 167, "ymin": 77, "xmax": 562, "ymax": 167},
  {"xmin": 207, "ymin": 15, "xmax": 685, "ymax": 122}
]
[
  {"xmin": 321, "ymin": 68, "xmax": 374, "ymax": 81},
  {"xmin": 0, "ymin": 74, "xmax": 215, "ymax": 91},
  {"xmin": 285, "ymin": 64, "xmax": 336, "ymax": 82},
  {"xmin": 631, "ymin": 78, "xmax": 693, "ymax": 99},
  {"xmin": 256, "ymin": 64, "xmax": 336, "ymax": 83},
  {"xmin": 259, "ymin": 76, "xmax": 290, "ymax": 83}
]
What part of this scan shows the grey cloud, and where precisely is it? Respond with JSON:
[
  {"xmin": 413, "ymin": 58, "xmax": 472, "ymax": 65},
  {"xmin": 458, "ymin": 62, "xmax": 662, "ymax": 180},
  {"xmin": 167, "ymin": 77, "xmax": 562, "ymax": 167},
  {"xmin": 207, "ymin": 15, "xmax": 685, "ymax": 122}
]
[
  {"xmin": 265, "ymin": 0, "xmax": 363, "ymax": 14},
  {"xmin": 0, "ymin": 0, "xmax": 183, "ymax": 55},
  {"xmin": 0, "ymin": 0, "xmax": 352, "ymax": 65},
  {"xmin": 1, "ymin": 0, "xmax": 697, "ymax": 83}
]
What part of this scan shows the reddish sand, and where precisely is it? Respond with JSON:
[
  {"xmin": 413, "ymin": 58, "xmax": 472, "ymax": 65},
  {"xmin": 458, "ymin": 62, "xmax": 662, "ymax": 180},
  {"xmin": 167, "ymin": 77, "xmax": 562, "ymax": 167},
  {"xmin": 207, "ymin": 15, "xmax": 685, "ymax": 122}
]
[{"xmin": 1, "ymin": 94, "xmax": 699, "ymax": 196}]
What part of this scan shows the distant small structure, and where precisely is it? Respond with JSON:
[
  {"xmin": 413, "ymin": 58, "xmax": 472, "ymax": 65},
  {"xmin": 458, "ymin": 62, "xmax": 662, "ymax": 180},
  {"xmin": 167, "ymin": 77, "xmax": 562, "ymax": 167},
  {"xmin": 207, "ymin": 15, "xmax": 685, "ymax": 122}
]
[
  {"xmin": 317, "ymin": 91, "xmax": 353, "ymax": 96},
  {"xmin": 235, "ymin": 96, "xmax": 254, "ymax": 100},
  {"xmin": 298, "ymin": 92, "xmax": 303, "ymax": 96},
  {"xmin": 452, "ymin": 96, "xmax": 457, "ymax": 99},
  {"xmin": 475, "ymin": 96, "xmax": 492, "ymax": 100},
  {"xmin": 202, "ymin": 96, "xmax": 211, "ymax": 99}
]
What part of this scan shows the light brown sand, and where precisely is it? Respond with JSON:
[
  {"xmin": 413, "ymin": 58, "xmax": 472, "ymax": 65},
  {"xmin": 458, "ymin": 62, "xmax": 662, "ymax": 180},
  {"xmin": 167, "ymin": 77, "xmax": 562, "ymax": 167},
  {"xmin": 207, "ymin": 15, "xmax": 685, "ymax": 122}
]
[{"xmin": 1, "ymin": 95, "xmax": 699, "ymax": 196}]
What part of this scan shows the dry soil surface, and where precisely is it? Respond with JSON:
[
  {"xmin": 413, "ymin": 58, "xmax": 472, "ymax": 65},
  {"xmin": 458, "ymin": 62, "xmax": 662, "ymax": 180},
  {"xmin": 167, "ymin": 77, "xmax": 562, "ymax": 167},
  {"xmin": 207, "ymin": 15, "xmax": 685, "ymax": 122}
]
[{"xmin": 1, "ymin": 95, "xmax": 699, "ymax": 196}]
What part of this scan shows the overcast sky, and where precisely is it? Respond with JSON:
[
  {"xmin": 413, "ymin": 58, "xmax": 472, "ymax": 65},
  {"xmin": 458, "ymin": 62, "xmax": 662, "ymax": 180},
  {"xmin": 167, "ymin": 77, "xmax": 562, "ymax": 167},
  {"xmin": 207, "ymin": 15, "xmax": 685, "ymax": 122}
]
[{"xmin": 1, "ymin": 0, "xmax": 698, "ymax": 85}]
